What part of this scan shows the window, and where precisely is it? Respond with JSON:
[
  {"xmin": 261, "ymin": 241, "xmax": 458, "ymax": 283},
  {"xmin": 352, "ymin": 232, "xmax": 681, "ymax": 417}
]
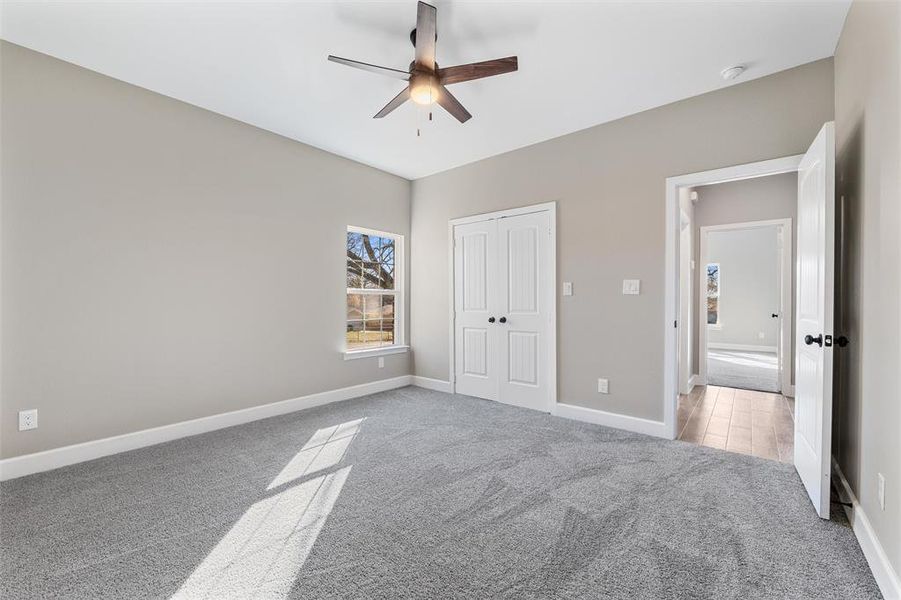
[
  {"xmin": 346, "ymin": 227, "xmax": 403, "ymax": 354},
  {"xmin": 706, "ymin": 262, "xmax": 720, "ymax": 326}
]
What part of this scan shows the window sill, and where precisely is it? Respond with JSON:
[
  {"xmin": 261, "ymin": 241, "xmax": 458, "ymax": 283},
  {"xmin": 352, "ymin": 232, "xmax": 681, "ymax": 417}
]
[{"xmin": 344, "ymin": 345, "xmax": 410, "ymax": 361}]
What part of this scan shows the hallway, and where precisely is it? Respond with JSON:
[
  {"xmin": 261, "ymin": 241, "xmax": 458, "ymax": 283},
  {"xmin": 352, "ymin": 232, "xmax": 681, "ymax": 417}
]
[{"xmin": 677, "ymin": 385, "xmax": 794, "ymax": 462}]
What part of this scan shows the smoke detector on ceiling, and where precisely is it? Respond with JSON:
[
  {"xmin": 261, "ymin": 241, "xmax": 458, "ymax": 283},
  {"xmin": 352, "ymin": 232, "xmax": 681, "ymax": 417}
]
[{"xmin": 721, "ymin": 65, "xmax": 746, "ymax": 81}]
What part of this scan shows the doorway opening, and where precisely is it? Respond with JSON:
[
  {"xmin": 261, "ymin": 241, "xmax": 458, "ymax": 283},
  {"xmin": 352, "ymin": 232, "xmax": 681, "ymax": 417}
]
[
  {"xmin": 674, "ymin": 173, "xmax": 797, "ymax": 462},
  {"xmin": 699, "ymin": 219, "xmax": 793, "ymax": 395}
]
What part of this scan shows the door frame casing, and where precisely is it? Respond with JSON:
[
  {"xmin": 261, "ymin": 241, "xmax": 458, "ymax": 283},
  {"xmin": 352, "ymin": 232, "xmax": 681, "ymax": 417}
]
[
  {"xmin": 663, "ymin": 155, "xmax": 803, "ymax": 439},
  {"xmin": 447, "ymin": 201, "xmax": 557, "ymax": 411},
  {"xmin": 697, "ymin": 218, "xmax": 794, "ymax": 395}
]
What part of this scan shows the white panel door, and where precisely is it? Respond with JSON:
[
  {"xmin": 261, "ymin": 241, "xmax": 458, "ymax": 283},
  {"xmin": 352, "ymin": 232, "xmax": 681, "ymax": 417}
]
[
  {"xmin": 794, "ymin": 122, "xmax": 835, "ymax": 519},
  {"xmin": 454, "ymin": 220, "xmax": 498, "ymax": 400},
  {"xmin": 497, "ymin": 212, "xmax": 551, "ymax": 411}
]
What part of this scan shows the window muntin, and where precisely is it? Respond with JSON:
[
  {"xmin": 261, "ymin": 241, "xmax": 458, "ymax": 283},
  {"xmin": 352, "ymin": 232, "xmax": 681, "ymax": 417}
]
[
  {"xmin": 706, "ymin": 262, "xmax": 720, "ymax": 326},
  {"xmin": 346, "ymin": 228, "xmax": 400, "ymax": 351}
]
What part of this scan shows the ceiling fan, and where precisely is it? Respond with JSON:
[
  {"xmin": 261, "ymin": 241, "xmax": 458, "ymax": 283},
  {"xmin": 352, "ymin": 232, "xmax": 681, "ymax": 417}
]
[{"xmin": 327, "ymin": 1, "xmax": 518, "ymax": 124}]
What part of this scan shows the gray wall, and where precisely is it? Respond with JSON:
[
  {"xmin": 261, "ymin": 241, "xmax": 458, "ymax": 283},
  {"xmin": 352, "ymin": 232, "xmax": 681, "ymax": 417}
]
[
  {"xmin": 0, "ymin": 42, "xmax": 412, "ymax": 459},
  {"xmin": 834, "ymin": 0, "xmax": 901, "ymax": 579},
  {"xmin": 690, "ymin": 173, "xmax": 798, "ymax": 377},
  {"xmin": 411, "ymin": 59, "xmax": 834, "ymax": 421},
  {"xmin": 706, "ymin": 227, "xmax": 780, "ymax": 349}
]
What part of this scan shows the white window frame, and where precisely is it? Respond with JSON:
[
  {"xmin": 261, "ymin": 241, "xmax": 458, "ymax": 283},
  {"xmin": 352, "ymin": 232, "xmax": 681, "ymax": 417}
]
[
  {"xmin": 706, "ymin": 261, "xmax": 722, "ymax": 329},
  {"xmin": 344, "ymin": 225, "xmax": 407, "ymax": 360}
]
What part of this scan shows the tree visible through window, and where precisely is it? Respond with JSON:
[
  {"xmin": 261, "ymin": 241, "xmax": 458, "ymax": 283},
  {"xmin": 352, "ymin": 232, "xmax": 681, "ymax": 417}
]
[
  {"xmin": 347, "ymin": 229, "xmax": 399, "ymax": 351},
  {"xmin": 707, "ymin": 263, "xmax": 720, "ymax": 325}
]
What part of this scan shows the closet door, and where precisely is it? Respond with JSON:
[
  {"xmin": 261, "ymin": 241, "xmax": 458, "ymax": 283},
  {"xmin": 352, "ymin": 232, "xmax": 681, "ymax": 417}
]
[
  {"xmin": 453, "ymin": 220, "xmax": 498, "ymax": 400},
  {"xmin": 497, "ymin": 212, "xmax": 551, "ymax": 411}
]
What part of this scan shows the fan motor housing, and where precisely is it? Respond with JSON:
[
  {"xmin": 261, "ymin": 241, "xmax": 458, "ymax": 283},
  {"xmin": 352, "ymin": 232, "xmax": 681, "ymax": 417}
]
[{"xmin": 409, "ymin": 28, "xmax": 438, "ymax": 48}]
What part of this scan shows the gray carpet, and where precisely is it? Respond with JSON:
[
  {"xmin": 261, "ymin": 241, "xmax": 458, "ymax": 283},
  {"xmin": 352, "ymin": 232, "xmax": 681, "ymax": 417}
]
[
  {"xmin": 707, "ymin": 349, "xmax": 780, "ymax": 393},
  {"xmin": 0, "ymin": 387, "xmax": 879, "ymax": 599}
]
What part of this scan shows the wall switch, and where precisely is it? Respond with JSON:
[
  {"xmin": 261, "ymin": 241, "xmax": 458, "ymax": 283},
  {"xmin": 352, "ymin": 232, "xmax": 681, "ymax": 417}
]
[
  {"xmin": 878, "ymin": 473, "xmax": 885, "ymax": 510},
  {"xmin": 378, "ymin": 357, "xmax": 385, "ymax": 369},
  {"xmin": 597, "ymin": 378, "xmax": 609, "ymax": 394},
  {"xmin": 622, "ymin": 279, "xmax": 641, "ymax": 295},
  {"xmin": 758, "ymin": 332, "xmax": 766, "ymax": 340},
  {"xmin": 563, "ymin": 282, "xmax": 573, "ymax": 296},
  {"xmin": 18, "ymin": 409, "xmax": 38, "ymax": 431}
]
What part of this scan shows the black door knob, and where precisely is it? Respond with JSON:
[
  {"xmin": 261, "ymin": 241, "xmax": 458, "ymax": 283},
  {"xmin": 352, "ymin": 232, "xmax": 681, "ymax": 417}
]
[
  {"xmin": 804, "ymin": 334, "xmax": 823, "ymax": 347},
  {"xmin": 771, "ymin": 313, "xmax": 779, "ymax": 318},
  {"xmin": 837, "ymin": 335, "xmax": 850, "ymax": 347},
  {"xmin": 488, "ymin": 317, "xmax": 495, "ymax": 323},
  {"xmin": 499, "ymin": 317, "xmax": 507, "ymax": 323}
]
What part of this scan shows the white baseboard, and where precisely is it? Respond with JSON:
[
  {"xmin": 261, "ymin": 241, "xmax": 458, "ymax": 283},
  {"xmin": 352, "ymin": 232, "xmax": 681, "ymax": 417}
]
[
  {"xmin": 0, "ymin": 375, "xmax": 413, "ymax": 482},
  {"xmin": 553, "ymin": 402, "xmax": 669, "ymax": 439},
  {"xmin": 708, "ymin": 342, "xmax": 778, "ymax": 353},
  {"xmin": 410, "ymin": 376, "xmax": 453, "ymax": 393},
  {"xmin": 681, "ymin": 374, "xmax": 699, "ymax": 394},
  {"xmin": 832, "ymin": 457, "xmax": 901, "ymax": 600}
]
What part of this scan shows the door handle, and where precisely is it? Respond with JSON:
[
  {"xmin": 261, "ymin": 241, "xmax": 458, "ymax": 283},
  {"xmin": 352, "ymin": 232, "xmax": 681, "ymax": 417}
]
[
  {"xmin": 837, "ymin": 335, "xmax": 850, "ymax": 347},
  {"xmin": 771, "ymin": 313, "xmax": 779, "ymax": 318},
  {"xmin": 499, "ymin": 317, "xmax": 507, "ymax": 324},
  {"xmin": 488, "ymin": 317, "xmax": 496, "ymax": 323},
  {"xmin": 804, "ymin": 334, "xmax": 823, "ymax": 347}
]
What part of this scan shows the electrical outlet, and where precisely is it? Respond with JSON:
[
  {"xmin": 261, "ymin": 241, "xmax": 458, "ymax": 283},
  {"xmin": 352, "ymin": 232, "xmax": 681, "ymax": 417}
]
[
  {"xmin": 597, "ymin": 378, "xmax": 609, "ymax": 394},
  {"xmin": 878, "ymin": 473, "xmax": 885, "ymax": 510},
  {"xmin": 563, "ymin": 282, "xmax": 573, "ymax": 296},
  {"xmin": 18, "ymin": 409, "xmax": 38, "ymax": 431},
  {"xmin": 378, "ymin": 357, "xmax": 385, "ymax": 369}
]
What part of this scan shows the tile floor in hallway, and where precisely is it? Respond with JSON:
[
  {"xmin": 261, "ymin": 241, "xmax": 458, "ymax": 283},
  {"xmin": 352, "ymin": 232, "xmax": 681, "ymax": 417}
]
[{"xmin": 677, "ymin": 385, "xmax": 795, "ymax": 463}]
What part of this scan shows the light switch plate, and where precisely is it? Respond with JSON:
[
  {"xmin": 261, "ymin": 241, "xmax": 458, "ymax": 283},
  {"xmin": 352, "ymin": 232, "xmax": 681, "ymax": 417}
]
[
  {"xmin": 563, "ymin": 282, "xmax": 573, "ymax": 296},
  {"xmin": 622, "ymin": 279, "xmax": 641, "ymax": 295},
  {"xmin": 597, "ymin": 378, "xmax": 609, "ymax": 394}
]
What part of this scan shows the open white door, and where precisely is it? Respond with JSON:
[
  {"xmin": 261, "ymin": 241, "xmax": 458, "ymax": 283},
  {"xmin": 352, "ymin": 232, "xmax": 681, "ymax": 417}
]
[{"xmin": 794, "ymin": 122, "xmax": 835, "ymax": 519}]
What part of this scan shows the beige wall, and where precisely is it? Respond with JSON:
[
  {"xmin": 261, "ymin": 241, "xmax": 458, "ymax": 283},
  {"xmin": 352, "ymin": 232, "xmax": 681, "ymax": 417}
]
[
  {"xmin": 411, "ymin": 59, "xmax": 834, "ymax": 421},
  {"xmin": 690, "ymin": 173, "xmax": 798, "ymax": 377},
  {"xmin": 834, "ymin": 0, "xmax": 901, "ymax": 579},
  {"xmin": 0, "ymin": 42, "xmax": 412, "ymax": 459}
]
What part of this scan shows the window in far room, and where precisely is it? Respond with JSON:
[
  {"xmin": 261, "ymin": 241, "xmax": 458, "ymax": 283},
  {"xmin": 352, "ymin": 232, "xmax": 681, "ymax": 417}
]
[
  {"xmin": 706, "ymin": 262, "xmax": 720, "ymax": 326},
  {"xmin": 346, "ymin": 227, "xmax": 403, "ymax": 354}
]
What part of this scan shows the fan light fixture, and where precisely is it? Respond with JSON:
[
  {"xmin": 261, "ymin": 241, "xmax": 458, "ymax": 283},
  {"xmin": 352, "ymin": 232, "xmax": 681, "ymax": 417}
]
[{"xmin": 410, "ymin": 76, "xmax": 436, "ymax": 105}]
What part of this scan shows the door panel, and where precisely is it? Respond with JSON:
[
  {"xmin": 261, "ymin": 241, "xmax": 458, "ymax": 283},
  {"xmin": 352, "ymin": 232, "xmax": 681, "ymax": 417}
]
[
  {"xmin": 794, "ymin": 122, "xmax": 835, "ymax": 519},
  {"xmin": 454, "ymin": 221, "xmax": 497, "ymax": 400},
  {"xmin": 497, "ymin": 212, "xmax": 551, "ymax": 411},
  {"xmin": 507, "ymin": 331, "xmax": 539, "ymax": 385}
]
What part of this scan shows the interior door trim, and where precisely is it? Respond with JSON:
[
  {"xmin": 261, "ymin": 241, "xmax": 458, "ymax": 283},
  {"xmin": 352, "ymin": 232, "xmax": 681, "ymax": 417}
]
[{"xmin": 448, "ymin": 201, "xmax": 557, "ymax": 412}]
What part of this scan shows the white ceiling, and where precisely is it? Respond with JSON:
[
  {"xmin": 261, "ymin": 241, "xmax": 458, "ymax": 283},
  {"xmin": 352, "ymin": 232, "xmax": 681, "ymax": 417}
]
[{"xmin": 1, "ymin": 1, "xmax": 850, "ymax": 179}]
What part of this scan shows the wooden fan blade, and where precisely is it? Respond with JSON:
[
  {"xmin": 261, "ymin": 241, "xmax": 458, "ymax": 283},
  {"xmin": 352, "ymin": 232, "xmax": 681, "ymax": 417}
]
[
  {"xmin": 436, "ymin": 85, "xmax": 472, "ymax": 123},
  {"xmin": 374, "ymin": 87, "xmax": 411, "ymax": 118},
  {"xmin": 328, "ymin": 55, "xmax": 410, "ymax": 81},
  {"xmin": 438, "ymin": 56, "xmax": 518, "ymax": 85},
  {"xmin": 414, "ymin": 2, "xmax": 437, "ymax": 70}
]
